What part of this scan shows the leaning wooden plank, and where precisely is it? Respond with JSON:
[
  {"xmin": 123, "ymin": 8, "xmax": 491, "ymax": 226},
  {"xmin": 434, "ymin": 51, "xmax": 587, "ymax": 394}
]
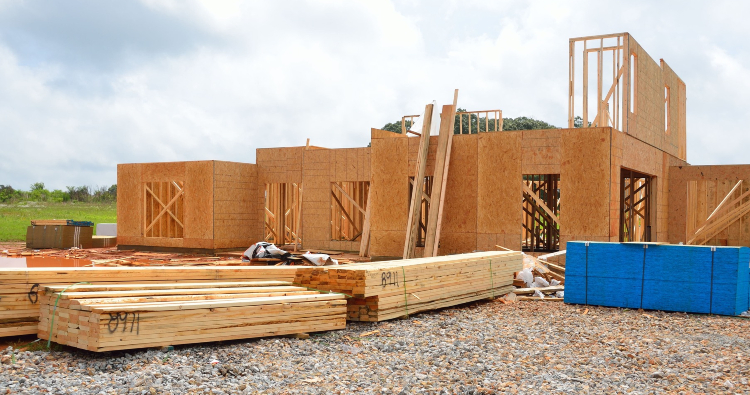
[
  {"xmin": 423, "ymin": 92, "xmax": 458, "ymax": 257},
  {"xmin": 358, "ymin": 187, "xmax": 373, "ymax": 257},
  {"xmin": 404, "ymin": 103, "xmax": 435, "ymax": 259}
]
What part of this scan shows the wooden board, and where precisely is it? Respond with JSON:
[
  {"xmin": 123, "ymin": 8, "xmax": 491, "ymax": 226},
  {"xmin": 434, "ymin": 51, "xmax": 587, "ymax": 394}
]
[
  {"xmin": 38, "ymin": 282, "xmax": 346, "ymax": 352},
  {"xmin": 294, "ymin": 251, "xmax": 522, "ymax": 321},
  {"xmin": 0, "ymin": 266, "xmax": 300, "ymax": 338}
]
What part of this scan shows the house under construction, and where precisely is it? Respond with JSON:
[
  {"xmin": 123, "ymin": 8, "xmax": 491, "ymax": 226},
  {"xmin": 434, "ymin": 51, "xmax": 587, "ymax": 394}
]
[{"xmin": 116, "ymin": 32, "xmax": 750, "ymax": 258}]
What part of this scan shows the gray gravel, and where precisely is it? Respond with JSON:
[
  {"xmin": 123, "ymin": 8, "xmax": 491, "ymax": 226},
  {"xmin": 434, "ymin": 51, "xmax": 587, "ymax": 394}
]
[{"xmin": 1, "ymin": 300, "xmax": 749, "ymax": 394}]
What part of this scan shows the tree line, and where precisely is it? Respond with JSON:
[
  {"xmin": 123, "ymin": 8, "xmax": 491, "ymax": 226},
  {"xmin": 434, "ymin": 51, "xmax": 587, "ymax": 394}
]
[
  {"xmin": 381, "ymin": 109, "xmax": 560, "ymax": 135},
  {"xmin": 0, "ymin": 183, "xmax": 117, "ymax": 203}
]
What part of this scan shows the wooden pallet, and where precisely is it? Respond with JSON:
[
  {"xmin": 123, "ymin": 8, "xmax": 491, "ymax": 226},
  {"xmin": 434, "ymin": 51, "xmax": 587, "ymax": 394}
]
[
  {"xmin": 38, "ymin": 281, "xmax": 346, "ymax": 352},
  {"xmin": 293, "ymin": 251, "xmax": 522, "ymax": 321},
  {"xmin": 0, "ymin": 266, "xmax": 299, "ymax": 338}
]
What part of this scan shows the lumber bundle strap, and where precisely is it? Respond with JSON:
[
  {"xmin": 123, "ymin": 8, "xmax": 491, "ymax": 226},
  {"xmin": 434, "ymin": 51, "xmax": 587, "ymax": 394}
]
[
  {"xmin": 37, "ymin": 281, "xmax": 346, "ymax": 352},
  {"xmin": 293, "ymin": 251, "xmax": 523, "ymax": 321}
]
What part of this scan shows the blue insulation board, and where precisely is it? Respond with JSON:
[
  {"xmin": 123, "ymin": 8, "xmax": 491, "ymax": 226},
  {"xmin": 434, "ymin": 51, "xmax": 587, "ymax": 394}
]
[{"xmin": 564, "ymin": 242, "xmax": 750, "ymax": 316}]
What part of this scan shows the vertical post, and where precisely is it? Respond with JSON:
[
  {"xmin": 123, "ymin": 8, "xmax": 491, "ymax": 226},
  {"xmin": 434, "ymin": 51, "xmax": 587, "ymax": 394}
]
[
  {"xmin": 569, "ymin": 40, "xmax": 575, "ymax": 128},
  {"xmin": 583, "ymin": 40, "xmax": 588, "ymax": 127},
  {"xmin": 598, "ymin": 38, "xmax": 603, "ymax": 127}
]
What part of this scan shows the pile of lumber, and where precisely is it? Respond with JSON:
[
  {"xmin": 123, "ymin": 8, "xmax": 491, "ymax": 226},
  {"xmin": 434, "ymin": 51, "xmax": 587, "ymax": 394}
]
[
  {"xmin": 38, "ymin": 281, "xmax": 346, "ymax": 352},
  {"xmin": 0, "ymin": 266, "xmax": 299, "ymax": 338},
  {"xmin": 294, "ymin": 251, "xmax": 522, "ymax": 321}
]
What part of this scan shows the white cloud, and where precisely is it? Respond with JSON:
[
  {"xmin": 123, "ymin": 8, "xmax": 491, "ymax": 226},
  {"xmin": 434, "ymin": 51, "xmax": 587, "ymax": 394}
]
[{"xmin": 0, "ymin": 0, "xmax": 749, "ymax": 190}]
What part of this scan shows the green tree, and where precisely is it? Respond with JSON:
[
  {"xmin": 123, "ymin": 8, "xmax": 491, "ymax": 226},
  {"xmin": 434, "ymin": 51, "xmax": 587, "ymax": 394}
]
[
  {"xmin": 502, "ymin": 116, "xmax": 558, "ymax": 130},
  {"xmin": 381, "ymin": 119, "xmax": 413, "ymax": 134}
]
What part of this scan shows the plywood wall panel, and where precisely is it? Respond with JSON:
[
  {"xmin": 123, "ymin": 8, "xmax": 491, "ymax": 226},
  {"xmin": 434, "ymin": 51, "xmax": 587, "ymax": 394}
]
[
  {"xmin": 369, "ymin": 132, "xmax": 409, "ymax": 257},
  {"xmin": 184, "ymin": 161, "xmax": 214, "ymax": 245},
  {"xmin": 116, "ymin": 164, "xmax": 142, "ymax": 238},
  {"xmin": 477, "ymin": 131, "xmax": 522, "ymax": 235},
  {"xmin": 560, "ymin": 128, "xmax": 611, "ymax": 248}
]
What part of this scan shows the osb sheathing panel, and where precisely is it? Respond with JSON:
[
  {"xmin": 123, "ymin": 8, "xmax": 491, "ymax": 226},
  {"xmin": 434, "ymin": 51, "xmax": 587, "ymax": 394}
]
[
  {"xmin": 213, "ymin": 161, "xmax": 260, "ymax": 248},
  {"xmin": 520, "ymin": 129, "xmax": 561, "ymax": 174},
  {"xmin": 370, "ymin": 132, "xmax": 409, "ymax": 257},
  {"xmin": 184, "ymin": 162, "xmax": 214, "ymax": 244},
  {"xmin": 477, "ymin": 131, "xmax": 522, "ymax": 251},
  {"xmin": 117, "ymin": 161, "xmax": 215, "ymax": 249},
  {"xmin": 301, "ymin": 148, "xmax": 332, "ymax": 250},
  {"xmin": 438, "ymin": 135, "xmax": 478, "ymax": 254},
  {"xmin": 626, "ymin": 35, "xmax": 663, "ymax": 153},
  {"xmin": 256, "ymin": 147, "xmax": 304, "ymax": 184},
  {"xmin": 624, "ymin": 36, "xmax": 686, "ymax": 161},
  {"xmin": 661, "ymin": 60, "xmax": 687, "ymax": 161},
  {"xmin": 407, "ymin": 136, "xmax": 439, "ymax": 177},
  {"xmin": 668, "ymin": 165, "xmax": 750, "ymax": 245},
  {"xmin": 116, "ymin": 164, "xmax": 141, "ymax": 239},
  {"xmin": 609, "ymin": 131, "xmax": 685, "ymax": 243},
  {"xmin": 560, "ymin": 128, "xmax": 611, "ymax": 248}
]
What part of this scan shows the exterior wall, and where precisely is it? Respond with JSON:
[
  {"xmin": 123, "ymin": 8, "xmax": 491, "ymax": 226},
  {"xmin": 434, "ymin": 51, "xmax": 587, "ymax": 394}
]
[
  {"xmin": 560, "ymin": 128, "xmax": 612, "ymax": 248},
  {"xmin": 668, "ymin": 165, "xmax": 750, "ymax": 246},
  {"xmin": 117, "ymin": 160, "xmax": 259, "ymax": 251},
  {"xmin": 117, "ymin": 161, "xmax": 216, "ymax": 250},
  {"xmin": 213, "ymin": 161, "xmax": 261, "ymax": 249},
  {"xmin": 625, "ymin": 35, "xmax": 687, "ymax": 161},
  {"xmin": 257, "ymin": 145, "xmax": 371, "ymax": 252}
]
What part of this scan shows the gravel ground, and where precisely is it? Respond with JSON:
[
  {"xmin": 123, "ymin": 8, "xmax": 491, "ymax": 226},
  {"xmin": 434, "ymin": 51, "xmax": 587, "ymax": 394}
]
[{"xmin": 1, "ymin": 300, "xmax": 749, "ymax": 394}]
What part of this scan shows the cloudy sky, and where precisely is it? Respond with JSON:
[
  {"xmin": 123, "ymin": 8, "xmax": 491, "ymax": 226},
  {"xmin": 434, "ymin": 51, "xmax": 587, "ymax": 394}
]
[{"xmin": 1, "ymin": 0, "xmax": 749, "ymax": 190}]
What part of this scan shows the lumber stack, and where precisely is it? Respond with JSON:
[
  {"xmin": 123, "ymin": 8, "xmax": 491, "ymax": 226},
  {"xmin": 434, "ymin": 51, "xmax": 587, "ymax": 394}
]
[
  {"xmin": 0, "ymin": 266, "xmax": 299, "ymax": 338},
  {"xmin": 294, "ymin": 251, "xmax": 522, "ymax": 321},
  {"xmin": 38, "ymin": 281, "xmax": 346, "ymax": 352},
  {"xmin": 565, "ymin": 242, "xmax": 750, "ymax": 315}
]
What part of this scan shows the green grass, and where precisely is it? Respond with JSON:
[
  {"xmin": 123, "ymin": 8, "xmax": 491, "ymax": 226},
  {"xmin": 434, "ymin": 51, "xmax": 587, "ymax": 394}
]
[{"xmin": 0, "ymin": 202, "xmax": 117, "ymax": 241}]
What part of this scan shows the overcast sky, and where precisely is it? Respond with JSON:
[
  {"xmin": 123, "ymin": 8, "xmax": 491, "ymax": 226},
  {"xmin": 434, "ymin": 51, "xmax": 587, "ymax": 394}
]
[{"xmin": 1, "ymin": 0, "xmax": 749, "ymax": 190}]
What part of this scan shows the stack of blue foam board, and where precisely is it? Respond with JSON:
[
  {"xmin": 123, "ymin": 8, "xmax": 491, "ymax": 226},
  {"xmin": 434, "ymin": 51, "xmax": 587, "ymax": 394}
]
[{"xmin": 564, "ymin": 242, "xmax": 750, "ymax": 316}]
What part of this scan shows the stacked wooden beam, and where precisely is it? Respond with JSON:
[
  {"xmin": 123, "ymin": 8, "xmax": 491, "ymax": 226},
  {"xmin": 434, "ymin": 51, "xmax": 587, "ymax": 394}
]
[
  {"xmin": 38, "ymin": 281, "xmax": 346, "ymax": 352},
  {"xmin": 0, "ymin": 266, "xmax": 299, "ymax": 338},
  {"xmin": 294, "ymin": 251, "xmax": 522, "ymax": 321}
]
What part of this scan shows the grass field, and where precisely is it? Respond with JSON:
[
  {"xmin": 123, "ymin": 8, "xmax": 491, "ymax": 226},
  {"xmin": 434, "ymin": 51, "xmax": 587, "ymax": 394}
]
[{"xmin": 0, "ymin": 202, "xmax": 117, "ymax": 242}]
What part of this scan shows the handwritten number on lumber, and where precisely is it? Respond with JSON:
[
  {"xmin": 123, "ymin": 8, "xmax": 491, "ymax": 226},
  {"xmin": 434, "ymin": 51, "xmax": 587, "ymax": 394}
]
[
  {"xmin": 381, "ymin": 271, "xmax": 399, "ymax": 288},
  {"xmin": 107, "ymin": 312, "xmax": 140, "ymax": 334}
]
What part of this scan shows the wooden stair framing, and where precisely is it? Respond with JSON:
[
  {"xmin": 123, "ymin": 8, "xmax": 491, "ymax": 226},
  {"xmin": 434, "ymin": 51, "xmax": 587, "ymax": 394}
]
[
  {"xmin": 423, "ymin": 90, "xmax": 459, "ymax": 257},
  {"xmin": 403, "ymin": 103, "xmax": 435, "ymax": 259}
]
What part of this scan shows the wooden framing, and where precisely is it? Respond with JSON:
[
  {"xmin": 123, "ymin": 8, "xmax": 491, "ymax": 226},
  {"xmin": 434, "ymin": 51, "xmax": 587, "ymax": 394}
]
[
  {"xmin": 522, "ymin": 175, "xmax": 560, "ymax": 252},
  {"xmin": 670, "ymin": 165, "xmax": 750, "ymax": 247},
  {"xmin": 620, "ymin": 168, "xmax": 652, "ymax": 242},
  {"xmin": 404, "ymin": 103, "xmax": 435, "ymax": 258},
  {"xmin": 118, "ymin": 34, "xmax": 737, "ymax": 258},
  {"xmin": 423, "ymin": 92, "xmax": 459, "ymax": 257},
  {"xmin": 568, "ymin": 33, "xmax": 686, "ymax": 161},
  {"xmin": 117, "ymin": 161, "xmax": 261, "ymax": 252},
  {"xmin": 456, "ymin": 109, "xmax": 502, "ymax": 134},
  {"xmin": 330, "ymin": 181, "xmax": 369, "ymax": 242},
  {"xmin": 264, "ymin": 182, "xmax": 303, "ymax": 245}
]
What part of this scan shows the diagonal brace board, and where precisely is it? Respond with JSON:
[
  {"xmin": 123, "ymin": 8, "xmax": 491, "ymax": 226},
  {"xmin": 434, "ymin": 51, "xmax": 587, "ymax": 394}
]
[
  {"xmin": 144, "ymin": 184, "xmax": 184, "ymax": 234},
  {"xmin": 522, "ymin": 182, "xmax": 561, "ymax": 227},
  {"xmin": 404, "ymin": 103, "xmax": 434, "ymax": 259}
]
